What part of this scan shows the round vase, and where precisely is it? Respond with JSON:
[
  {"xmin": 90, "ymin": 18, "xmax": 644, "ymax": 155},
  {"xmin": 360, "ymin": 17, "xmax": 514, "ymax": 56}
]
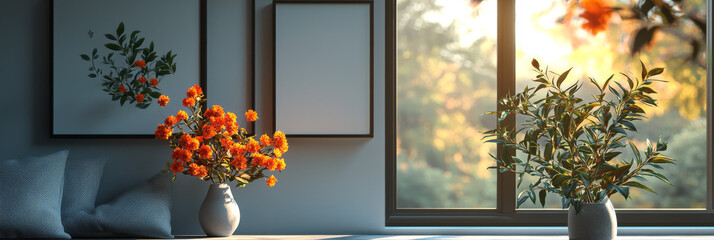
[
  {"xmin": 568, "ymin": 197, "xmax": 617, "ymax": 240},
  {"xmin": 199, "ymin": 183, "xmax": 240, "ymax": 237}
]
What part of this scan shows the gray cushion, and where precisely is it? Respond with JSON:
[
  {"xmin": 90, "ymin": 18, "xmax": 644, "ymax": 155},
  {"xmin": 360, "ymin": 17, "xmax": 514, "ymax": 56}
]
[
  {"xmin": 62, "ymin": 158, "xmax": 106, "ymax": 235},
  {"xmin": 0, "ymin": 150, "xmax": 71, "ymax": 238},
  {"xmin": 62, "ymin": 173, "xmax": 173, "ymax": 238}
]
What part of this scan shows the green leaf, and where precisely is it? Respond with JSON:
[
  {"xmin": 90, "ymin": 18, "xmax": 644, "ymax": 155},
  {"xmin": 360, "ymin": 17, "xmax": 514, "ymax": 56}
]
[
  {"xmin": 608, "ymin": 183, "xmax": 630, "ymax": 199},
  {"xmin": 628, "ymin": 140, "xmax": 642, "ymax": 165},
  {"xmin": 135, "ymin": 38, "xmax": 145, "ymax": 48},
  {"xmin": 561, "ymin": 198, "xmax": 571, "ymax": 209},
  {"xmin": 647, "ymin": 68, "xmax": 664, "ymax": 77},
  {"xmin": 120, "ymin": 94, "xmax": 128, "ymax": 106},
  {"xmin": 517, "ymin": 195, "xmax": 529, "ymax": 208},
  {"xmin": 528, "ymin": 189, "xmax": 536, "ymax": 204},
  {"xmin": 149, "ymin": 91, "xmax": 161, "ymax": 98},
  {"xmin": 116, "ymin": 22, "xmax": 125, "ymax": 36},
  {"xmin": 105, "ymin": 43, "xmax": 122, "ymax": 51},
  {"xmin": 88, "ymin": 73, "xmax": 96, "ymax": 78},
  {"xmin": 104, "ymin": 33, "xmax": 117, "ymax": 40},
  {"xmin": 80, "ymin": 54, "xmax": 90, "ymax": 61},
  {"xmin": 623, "ymin": 181, "xmax": 656, "ymax": 194},
  {"xmin": 640, "ymin": 60, "xmax": 647, "ymax": 80},
  {"xmin": 539, "ymin": 189, "xmax": 547, "ymax": 208},
  {"xmin": 531, "ymin": 58, "xmax": 540, "ymax": 70},
  {"xmin": 557, "ymin": 67, "xmax": 572, "ymax": 88}
]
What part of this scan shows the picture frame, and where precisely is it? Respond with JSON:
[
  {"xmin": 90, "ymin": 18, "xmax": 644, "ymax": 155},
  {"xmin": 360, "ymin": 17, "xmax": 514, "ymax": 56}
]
[
  {"xmin": 272, "ymin": 0, "xmax": 374, "ymax": 138},
  {"xmin": 51, "ymin": 0, "xmax": 205, "ymax": 138}
]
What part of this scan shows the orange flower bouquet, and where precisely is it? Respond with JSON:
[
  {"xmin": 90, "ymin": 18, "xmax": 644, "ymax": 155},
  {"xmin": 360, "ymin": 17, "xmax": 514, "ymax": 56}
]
[{"xmin": 156, "ymin": 85, "xmax": 288, "ymax": 187}]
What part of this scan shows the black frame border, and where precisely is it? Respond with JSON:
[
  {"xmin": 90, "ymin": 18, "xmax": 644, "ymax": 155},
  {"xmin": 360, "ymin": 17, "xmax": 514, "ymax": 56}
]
[{"xmin": 272, "ymin": 0, "xmax": 374, "ymax": 138}]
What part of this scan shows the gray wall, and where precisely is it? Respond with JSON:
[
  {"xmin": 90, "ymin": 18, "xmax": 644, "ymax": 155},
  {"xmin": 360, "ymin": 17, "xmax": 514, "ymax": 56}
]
[{"xmin": 0, "ymin": 0, "xmax": 385, "ymax": 235}]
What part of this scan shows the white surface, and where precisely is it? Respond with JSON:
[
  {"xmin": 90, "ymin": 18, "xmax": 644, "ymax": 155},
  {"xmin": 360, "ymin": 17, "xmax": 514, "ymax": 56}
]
[
  {"xmin": 122, "ymin": 235, "xmax": 714, "ymax": 240},
  {"xmin": 53, "ymin": 0, "xmax": 200, "ymax": 135},
  {"xmin": 274, "ymin": 3, "xmax": 371, "ymax": 135},
  {"xmin": 207, "ymin": 0, "xmax": 254, "ymax": 130}
]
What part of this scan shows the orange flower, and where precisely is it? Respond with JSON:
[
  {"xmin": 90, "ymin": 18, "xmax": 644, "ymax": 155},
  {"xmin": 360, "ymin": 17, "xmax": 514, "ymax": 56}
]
[
  {"xmin": 251, "ymin": 153, "xmax": 268, "ymax": 167},
  {"xmin": 230, "ymin": 143, "xmax": 246, "ymax": 157},
  {"xmin": 170, "ymin": 160, "xmax": 184, "ymax": 174},
  {"xmin": 134, "ymin": 60, "xmax": 146, "ymax": 69},
  {"xmin": 186, "ymin": 84, "xmax": 203, "ymax": 98},
  {"xmin": 245, "ymin": 109, "xmax": 258, "ymax": 122},
  {"xmin": 198, "ymin": 145, "xmax": 212, "ymax": 159},
  {"xmin": 226, "ymin": 112, "xmax": 237, "ymax": 123},
  {"xmin": 164, "ymin": 115, "xmax": 177, "ymax": 126},
  {"xmin": 138, "ymin": 76, "xmax": 147, "ymax": 84},
  {"xmin": 188, "ymin": 163, "xmax": 208, "ymax": 178},
  {"xmin": 231, "ymin": 155, "xmax": 248, "ymax": 170},
  {"xmin": 266, "ymin": 175, "xmax": 277, "ymax": 187},
  {"xmin": 267, "ymin": 157, "xmax": 278, "ymax": 171},
  {"xmin": 158, "ymin": 95, "xmax": 170, "ymax": 107},
  {"xmin": 118, "ymin": 85, "xmax": 126, "ymax": 93},
  {"xmin": 202, "ymin": 125, "xmax": 217, "ymax": 139},
  {"xmin": 276, "ymin": 158, "xmax": 286, "ymax": 171},
  {"xmin": 154, "ymin": 124, "xmax": 172, "ymax": 139},
  {"xmin": 273, "ymin": 148, "xmax": 283, "ymax": 158},
  {"xmin": 150, "ymin": 78, "xmax": 158, "ymax": 87},
  {"xmin": 579, "ymin": 0, "xmax": 612, "ymax": 35},
  {"xmin": 136, "ymin": 93, "xmax": 145, "ymax": 103},
  {"xmin": 260, "ymin": 134, "xmax": 272, "ymax": 146},
  {"xmin": 179, "ymin": 134, "xmax": 200, "ymax": 151},
  {"xmin": 182, "ymin": 97, "xmax": 196, "ymax": 107},
  {"xmin": 171, "ymin": 148, "xmax": 192, "ymax": 162},
  {"xmin": 204, "ymin": 105, "xmax": 225, "ymax": 118},
  {"xmin": 176, "ymin": 110, "xmax": 188, "ymax": 121},
  {"xmin": 246, "ymin": 138, "xmax": 261, "ymax": 153},
  {"xmin": 225, "ymin": 122, "xmax": 239, "ymax": 136},
  {"xmin": 220, "ymin": 138, "xmax": 235, "ymax": 149},
  {"xmin": 272, "ymin": 131, "xmax": 289, "ymax": 154}
]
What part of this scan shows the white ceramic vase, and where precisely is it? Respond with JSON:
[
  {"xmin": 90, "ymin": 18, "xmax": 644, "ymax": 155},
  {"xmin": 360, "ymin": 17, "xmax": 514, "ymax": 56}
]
[
  {"xmin": 568, "ymin": 197, "xmax": 617, "ymax": 240},
  {"xmin": 199, "ymin": 183, "xmax": 240, "ymax": 237}
]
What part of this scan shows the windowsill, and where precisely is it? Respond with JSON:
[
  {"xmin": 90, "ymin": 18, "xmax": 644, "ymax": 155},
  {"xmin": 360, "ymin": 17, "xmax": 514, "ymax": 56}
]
[
  {"xmin": 385, "ymin": 226, "xmax": 714, "ymax": 236},
  {"xmin": 163, "ymin": 234, "xmax": 714, "ymax": 240}
]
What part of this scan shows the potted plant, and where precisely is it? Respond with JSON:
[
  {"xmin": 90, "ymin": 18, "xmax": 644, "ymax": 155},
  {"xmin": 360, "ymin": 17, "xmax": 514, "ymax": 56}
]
[
  {"xmin": 484, "ymin": 59, "xmax": 675, "ymax": 240},
  {"xmin": 155, "ymin": 85, "xmax": 288, "ymax": 237}
]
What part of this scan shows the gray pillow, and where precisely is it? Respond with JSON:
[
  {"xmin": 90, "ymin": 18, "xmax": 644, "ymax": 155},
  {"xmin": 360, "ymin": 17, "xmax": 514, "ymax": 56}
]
[
  {"xmin": 62, "ymin": 158, "xmax": 106, "ymax": 235},
  {"xmin": 0, "ymin": 150, "xmax": 71, "ymax": 239},
  {"xmin": 62, "ymin": 174, "xmax": 173, "ymax": 238}
]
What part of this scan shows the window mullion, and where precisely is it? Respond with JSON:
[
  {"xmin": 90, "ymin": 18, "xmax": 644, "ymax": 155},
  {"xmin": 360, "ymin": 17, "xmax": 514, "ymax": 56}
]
[
  {"xmin": 707, "ymin": 0, "xmax": 713, "ymax": 211},
  {"xmin": 496, "ymin": 0, "xmax": 517, "ymax": 214}
]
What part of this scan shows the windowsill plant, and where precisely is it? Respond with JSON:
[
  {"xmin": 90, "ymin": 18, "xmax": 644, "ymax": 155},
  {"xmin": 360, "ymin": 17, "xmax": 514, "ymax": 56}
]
[{"xmin": 484, "ymin": 59, "xmax": 675, "ymax": 211}]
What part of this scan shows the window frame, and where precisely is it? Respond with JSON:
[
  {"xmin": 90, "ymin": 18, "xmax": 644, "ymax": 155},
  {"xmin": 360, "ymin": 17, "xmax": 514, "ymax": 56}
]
[{"xmin": 385, "ymin": 0, "xmax": 714, "ymax": 226}]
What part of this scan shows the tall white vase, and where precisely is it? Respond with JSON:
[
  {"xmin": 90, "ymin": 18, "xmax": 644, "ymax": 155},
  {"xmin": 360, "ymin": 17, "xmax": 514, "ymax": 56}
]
[
  {"xmin": 199, "ymin": 183, "xmax": 240, "ymax": 237},
  {"xmin": 568, "ymin": 197, "xmax": 617, "ymax": 240}
]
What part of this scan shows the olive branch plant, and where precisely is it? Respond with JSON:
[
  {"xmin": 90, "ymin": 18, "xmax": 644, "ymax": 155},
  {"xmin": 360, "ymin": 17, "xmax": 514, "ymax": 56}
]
[
  {"xmin": 484, "ymin": 59, "xmax": 676, "ymax": 213},
  {"xmin": 81, "ymin": 22, "xmax": 177, "ymax": 109}
]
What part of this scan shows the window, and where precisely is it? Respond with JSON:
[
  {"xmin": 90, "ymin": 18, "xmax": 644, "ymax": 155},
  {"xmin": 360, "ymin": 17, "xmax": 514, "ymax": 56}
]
[{"xmin": 386, "ymin": 0, "xmax": 712, "ymax": 226}]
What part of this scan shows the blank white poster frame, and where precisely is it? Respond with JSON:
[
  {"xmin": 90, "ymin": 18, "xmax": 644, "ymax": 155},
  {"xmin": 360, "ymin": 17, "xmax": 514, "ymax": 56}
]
[{"xmin": 273, "ymin": 0, "xmax": 374, "ymax": 138}]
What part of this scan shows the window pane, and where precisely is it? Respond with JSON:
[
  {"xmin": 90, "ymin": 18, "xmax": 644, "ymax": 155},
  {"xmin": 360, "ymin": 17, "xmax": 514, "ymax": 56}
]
[
  {"xmin": 515, "ymin": 0, "xmax": 708, "ymax": 209},
  {"xmin": 396, "ymin": 0, "xmax": 497, "ymax": 208}
]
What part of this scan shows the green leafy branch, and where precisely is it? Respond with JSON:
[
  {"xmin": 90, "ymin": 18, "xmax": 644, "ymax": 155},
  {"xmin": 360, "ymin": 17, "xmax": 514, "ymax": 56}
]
[
  {"xmin": 484, "ymin": 59, "xmax": 675, "ymax": 213},
  {"xmin": 81, "ymin": 22, "xmax": 177, "ymax": 109}
]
